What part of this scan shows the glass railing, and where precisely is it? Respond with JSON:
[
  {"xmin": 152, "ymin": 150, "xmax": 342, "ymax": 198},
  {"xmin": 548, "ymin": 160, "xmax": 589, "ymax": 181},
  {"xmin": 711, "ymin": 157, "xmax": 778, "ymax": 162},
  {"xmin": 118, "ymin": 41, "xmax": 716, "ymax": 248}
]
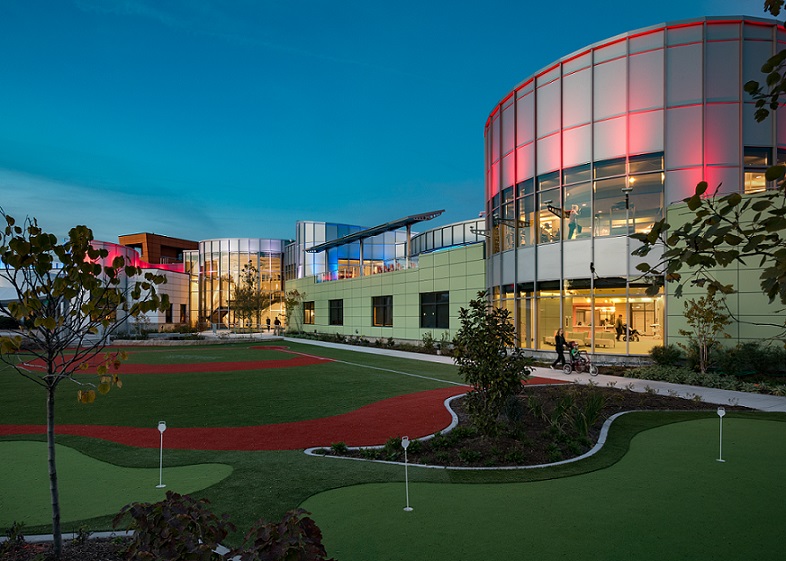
[{"xmin": 315, "ymin": 258, "xmax": 418, "ymax": 283}]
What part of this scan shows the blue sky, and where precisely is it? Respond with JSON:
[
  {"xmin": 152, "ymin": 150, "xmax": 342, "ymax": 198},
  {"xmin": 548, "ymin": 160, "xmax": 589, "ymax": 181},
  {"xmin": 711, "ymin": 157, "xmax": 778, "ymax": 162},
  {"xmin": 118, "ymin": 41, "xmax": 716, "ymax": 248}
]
[{"xmin": 0, "ymin": 0, "xmax": 768, "ymax": 242}]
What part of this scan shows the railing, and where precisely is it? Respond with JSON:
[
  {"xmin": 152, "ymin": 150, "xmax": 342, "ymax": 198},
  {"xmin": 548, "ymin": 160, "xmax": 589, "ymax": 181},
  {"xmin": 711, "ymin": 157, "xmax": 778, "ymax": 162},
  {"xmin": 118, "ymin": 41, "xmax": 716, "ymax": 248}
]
[{"xmin": 315, "ymin": 259, "xmax": 418, "ymax": 283}]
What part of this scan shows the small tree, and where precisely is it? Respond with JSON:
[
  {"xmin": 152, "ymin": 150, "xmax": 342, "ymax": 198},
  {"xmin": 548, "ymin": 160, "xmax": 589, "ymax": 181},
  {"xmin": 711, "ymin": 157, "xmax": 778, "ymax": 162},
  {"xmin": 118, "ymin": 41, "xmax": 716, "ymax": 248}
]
[
  {"xmin": 677, "ymin": 294, "xmax": 732, "ymax": 374},
  {"xmin": 0, "ymin": 211, "xmax": 169, "ymax": 559},
  {"xmin": 231, "ymin": 261, "xmax": 263, "ymax": 330},
  {"xmin": 283, "ymin": 289, "xmax": 305, "ymax": 333},
  {"xmin": 452, "ymin": 291, "xmax": 533, "ymax": 435}
]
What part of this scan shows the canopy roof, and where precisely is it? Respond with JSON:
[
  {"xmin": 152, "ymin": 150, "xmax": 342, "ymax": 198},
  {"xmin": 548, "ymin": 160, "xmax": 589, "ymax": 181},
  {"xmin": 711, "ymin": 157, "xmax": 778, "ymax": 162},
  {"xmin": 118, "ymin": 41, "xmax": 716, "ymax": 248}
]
[{"xmin": 305, "ymin": 210, "xmax": 444, "ymax": 253}]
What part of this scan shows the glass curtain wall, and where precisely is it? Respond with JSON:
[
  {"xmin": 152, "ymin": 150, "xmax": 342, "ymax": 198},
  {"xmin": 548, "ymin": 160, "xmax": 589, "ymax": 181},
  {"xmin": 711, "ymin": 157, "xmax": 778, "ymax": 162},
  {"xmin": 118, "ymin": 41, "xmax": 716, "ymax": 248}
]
[
  {"xmin": 490, "ymin": 152, "xmax": 666, "ymax": 355},
  {"xmin": 189, "ymin": 239, "xmax": 286, "ymax": 330}
]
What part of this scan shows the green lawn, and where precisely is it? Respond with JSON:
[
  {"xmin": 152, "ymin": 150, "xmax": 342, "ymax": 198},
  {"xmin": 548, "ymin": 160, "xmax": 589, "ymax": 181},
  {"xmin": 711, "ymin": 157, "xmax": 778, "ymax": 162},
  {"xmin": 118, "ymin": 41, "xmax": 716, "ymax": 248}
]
[
  {"xmin": 304, "ymin": 417, "xmax": 786, "ymax": 561},
  {"xmin": 0, "ymin": 441, "xmax": 231, "ymax": 528},
  {"xmin": 1, "ymin": 342, "xmax": 784, "ymax": 558},
  {"xmin": 0, "ymin": 342, "xmax": 463, "ymax": 427}
]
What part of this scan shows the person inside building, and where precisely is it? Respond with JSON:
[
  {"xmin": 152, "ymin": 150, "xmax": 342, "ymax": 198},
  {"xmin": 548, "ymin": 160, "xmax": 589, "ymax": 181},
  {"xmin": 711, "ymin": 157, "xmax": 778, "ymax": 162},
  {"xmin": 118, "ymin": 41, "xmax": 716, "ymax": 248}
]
[{"xmin": 615, "ymin": 314, "xmax": 624, "ymax": 341}]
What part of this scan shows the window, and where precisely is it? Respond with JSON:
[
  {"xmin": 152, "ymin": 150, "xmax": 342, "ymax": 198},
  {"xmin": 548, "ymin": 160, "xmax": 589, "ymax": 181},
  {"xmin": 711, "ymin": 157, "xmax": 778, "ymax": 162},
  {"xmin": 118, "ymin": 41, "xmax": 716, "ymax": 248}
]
[
  {"xmin": 563, "ymin": 181, "xmax": 591, "ymax": 240},
  {"xmin": 372, "ymin": 295, "xmax": 393, "ymax": 327},
  {"xmin": 744, "ymin": 146, "xmax": 771, "ymax": 193},
  {"xmin": 593, "ymin": 157, "xmax": 626, "ymax": 179},
  {"xmin": 303, "ymin": 301, "xmax": 315, "ymax": 325},
  {"xmin": 537, "ymin": 188, "xmax": 561, "ymax": 243},
  {"xmin": 420, "ymin": 291, "xmax": 449, "ymax": 329},
  {"xmin": 165, "ymin": 304, "xmax": 173, "ymax": 324},
  {"xmin": 329, "ymin": 299, "xmax": 343, "ymax": 325}
]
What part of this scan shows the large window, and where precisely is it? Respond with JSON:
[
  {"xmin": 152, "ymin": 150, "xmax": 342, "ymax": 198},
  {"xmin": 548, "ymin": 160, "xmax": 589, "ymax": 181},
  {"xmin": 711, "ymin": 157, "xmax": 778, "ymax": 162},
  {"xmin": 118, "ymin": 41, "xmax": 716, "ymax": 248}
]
[
  {"xmin": 420, "ymin": 291, "xmax": 449, "ymax": 329},
  {"xmin": 303, "ymin": 301, "xmax": 315, "ymax": 325},
  {"xmin": 372, "ymin": 295, "xmax": 393, "ymax": 327},
  {"xmin": 329, "ymin": 299, "xmax": 343, "ymax": 326},
  {"xmin": 744, "ymin": 146, "xmax": 770, "ymax": 193}
]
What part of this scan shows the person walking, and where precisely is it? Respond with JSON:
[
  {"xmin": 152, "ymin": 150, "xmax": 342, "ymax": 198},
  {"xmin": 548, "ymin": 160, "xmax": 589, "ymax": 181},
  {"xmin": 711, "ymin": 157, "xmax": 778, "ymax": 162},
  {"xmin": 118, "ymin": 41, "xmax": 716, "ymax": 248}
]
[
  {"xmin": 551, "ymin": 328, "xmax": 567, "ymax": 369},
  {"xmin": 615, "ymin": 314, "xmax": 624, "ymax": 341},
  {"xmin": 273, "ymin": 316, "xmax": 282, "ymax": 335}
]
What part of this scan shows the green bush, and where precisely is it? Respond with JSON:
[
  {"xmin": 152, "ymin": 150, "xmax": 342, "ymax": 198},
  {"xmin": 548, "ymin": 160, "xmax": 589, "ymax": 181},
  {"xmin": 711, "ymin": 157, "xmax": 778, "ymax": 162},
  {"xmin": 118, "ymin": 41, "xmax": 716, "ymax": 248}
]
[
  {"xmin": 649, "ymin": 344, "xmax": 683, "ymax": 366},
  {"xmin": 713, "ymin": 342, "xmax": 786, "ymax": 378},
  {"xmin": 421, "ymin": 332, "xmax": 436, "ymax": 353},
  {"xmin": 329, "ymin": 441, "xmax": 348, "ymax": 455}
]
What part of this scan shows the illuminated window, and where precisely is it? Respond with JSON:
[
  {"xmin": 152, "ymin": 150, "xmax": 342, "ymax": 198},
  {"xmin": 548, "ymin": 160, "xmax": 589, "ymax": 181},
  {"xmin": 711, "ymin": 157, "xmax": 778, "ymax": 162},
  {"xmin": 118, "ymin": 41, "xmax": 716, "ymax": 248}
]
[
  {"xmin": 372, "ymin": 296, "xmax": 393, "ymax": 327},
  {"xmin": 744, "ymin": 147, "xmax": 771, "ymax": 194},
  {"xmin": 537, "ymin": 188, "xmax": 561, "ymax": 243},
  {"xmin": 303, "ymin": 301, "xmax": 315, "ymax": 325}
]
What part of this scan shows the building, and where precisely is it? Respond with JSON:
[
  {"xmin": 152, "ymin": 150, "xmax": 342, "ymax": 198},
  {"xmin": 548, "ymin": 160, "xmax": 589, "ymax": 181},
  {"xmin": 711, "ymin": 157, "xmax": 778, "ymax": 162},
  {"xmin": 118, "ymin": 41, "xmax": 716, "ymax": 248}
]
[
  {"xmin": 284, "ymin": 215, "xmax": 486, "ymax": 341},
  {"xmin": 484, "ymin": 15, "xmax": 786, "ymax": 358},
  {"xmin": 118, "ymin": 233, "xmax": 198, "ymax": 265},
  {"xmin": 183, "ymin": 238, "xmax": 291, "ymax": 329}
]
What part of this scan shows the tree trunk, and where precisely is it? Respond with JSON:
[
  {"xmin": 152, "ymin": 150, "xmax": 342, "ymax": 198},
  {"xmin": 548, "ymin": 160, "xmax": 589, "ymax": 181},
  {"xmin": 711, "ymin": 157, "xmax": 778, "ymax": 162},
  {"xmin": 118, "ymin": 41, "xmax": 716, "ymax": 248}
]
[{"xmin": 47, "ymin": 387, "xmax": 63, "ymax": 558}]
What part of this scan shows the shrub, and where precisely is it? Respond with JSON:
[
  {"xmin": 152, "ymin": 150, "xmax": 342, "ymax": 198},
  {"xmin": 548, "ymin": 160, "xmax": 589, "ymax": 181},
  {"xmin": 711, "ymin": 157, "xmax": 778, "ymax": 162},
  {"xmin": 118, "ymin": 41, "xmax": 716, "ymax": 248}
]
[
  {"xmin": 113, "ymin": 491, "xmax": 235, "ymax": 561},
  {"xmin": 421, "ymin": 332, "xmax": 436, "ymax": 353},
  {"xmin": 458, "ymin": 448, "xmax": 481, "ymax": 464},
  {"xmin": 713, "ymin": 342, "xmax": 786, "ymax": 378},
  {"xmin": 231, "ymin": 509, "xmax": 335, "ymax": 561},
  {"xmin": 649, "ymin": 344, "xmax": 683, "ymax": 366},
  {"xmin": 329, "ymin": 441, "xmax": 348, "ymax": 455}
]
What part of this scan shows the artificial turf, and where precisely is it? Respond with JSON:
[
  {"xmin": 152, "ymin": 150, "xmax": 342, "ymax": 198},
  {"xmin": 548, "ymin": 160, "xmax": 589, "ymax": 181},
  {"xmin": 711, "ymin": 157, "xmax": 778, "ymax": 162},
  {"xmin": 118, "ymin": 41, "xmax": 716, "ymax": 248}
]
[
  {"xmin": 0, "ymin": 441, "xmax": 231, "ymax": 528},
  {"xmin": 2, "ymin": 341, "xmax": 785, "ymax": 556},
  {"xmin": 0, "ymin": 342, "xmax": 463, "ymax": 427},
  {"xmin": 303, "ymin": 417, "xmax": 786, "ymax": 561}
]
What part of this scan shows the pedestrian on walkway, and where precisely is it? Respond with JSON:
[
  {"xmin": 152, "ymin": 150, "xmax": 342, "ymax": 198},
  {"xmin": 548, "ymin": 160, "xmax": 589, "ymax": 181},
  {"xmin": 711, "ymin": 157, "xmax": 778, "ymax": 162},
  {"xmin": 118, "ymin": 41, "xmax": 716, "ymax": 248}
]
[
  {"xmin": 266, "ymin": 317, "xmax": 271, "ymax": 332},
  {"xmin": 551, "ymin": 328, "xmax": 567, "ymax": 369},
  {"xmin": 274, "ymin": 317, "xmax": 281, "ymax": 335}
]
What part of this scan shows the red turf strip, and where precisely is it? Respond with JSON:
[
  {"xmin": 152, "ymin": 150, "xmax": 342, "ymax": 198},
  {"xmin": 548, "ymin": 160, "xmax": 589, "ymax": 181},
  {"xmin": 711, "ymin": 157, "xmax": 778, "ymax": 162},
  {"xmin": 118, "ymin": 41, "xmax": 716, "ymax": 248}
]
[
  {"xmin": 0, "ymin": 377, "xmax": 563, "ymax": 451},
  {"xmin": 20, "ymin": 347, "xmax": 333, "ymax": 375}
]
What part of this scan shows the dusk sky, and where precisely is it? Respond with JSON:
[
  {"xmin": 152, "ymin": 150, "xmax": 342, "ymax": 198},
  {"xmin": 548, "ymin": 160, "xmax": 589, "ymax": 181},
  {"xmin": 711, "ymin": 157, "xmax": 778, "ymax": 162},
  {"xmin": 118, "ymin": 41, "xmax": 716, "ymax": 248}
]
[{"xmin": 0, "ymin": 0, "xmax": 768, "ymax": 243}]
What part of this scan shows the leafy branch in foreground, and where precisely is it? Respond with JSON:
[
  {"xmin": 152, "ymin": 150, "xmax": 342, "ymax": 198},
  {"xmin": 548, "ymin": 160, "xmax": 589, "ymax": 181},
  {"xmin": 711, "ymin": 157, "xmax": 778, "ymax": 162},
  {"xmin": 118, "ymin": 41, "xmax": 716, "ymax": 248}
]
[{"xmin": 630, "ymin": 180, "xmax": 786, "ymax": 337}]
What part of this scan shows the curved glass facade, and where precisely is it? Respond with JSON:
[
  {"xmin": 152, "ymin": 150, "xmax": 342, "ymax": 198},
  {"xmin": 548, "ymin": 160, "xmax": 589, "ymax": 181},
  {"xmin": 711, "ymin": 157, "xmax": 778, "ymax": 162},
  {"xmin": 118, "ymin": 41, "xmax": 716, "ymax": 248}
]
[
  {"xmin": 410, "ymin": 218, "xmax": 485, "ymax": 256},
  {"xmin": 485, "ymin": 16, "xmax": 786, "ymax": 356},
  {"xmin": 184, "ymin": 238, "xmax": 290, "ymax": 329}
]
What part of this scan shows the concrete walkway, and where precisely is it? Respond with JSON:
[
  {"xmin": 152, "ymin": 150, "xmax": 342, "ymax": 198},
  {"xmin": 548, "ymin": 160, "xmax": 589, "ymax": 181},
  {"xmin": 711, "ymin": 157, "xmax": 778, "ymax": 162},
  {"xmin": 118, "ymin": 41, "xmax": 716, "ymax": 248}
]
[{"xmin": 282, "ymin": 337, "xmax": 786, "ymax": 413}]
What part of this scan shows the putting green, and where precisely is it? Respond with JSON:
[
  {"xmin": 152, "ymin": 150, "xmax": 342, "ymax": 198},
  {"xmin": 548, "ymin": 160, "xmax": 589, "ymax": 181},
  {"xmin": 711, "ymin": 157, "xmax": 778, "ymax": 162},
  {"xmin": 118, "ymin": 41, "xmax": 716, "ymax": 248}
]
[
  {"xmin": 303, "ymin": 418, "xmax": 786, "ymax": 561},
  {"xmin": 0, "ymin": 441, "xmax": 232, "ymax": 527}
]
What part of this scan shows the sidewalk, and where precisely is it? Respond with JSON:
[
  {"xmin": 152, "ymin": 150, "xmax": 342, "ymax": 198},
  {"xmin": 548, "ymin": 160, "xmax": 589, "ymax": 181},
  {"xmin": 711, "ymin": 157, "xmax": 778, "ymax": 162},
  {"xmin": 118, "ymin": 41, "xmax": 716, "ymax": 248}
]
[{"xmin": 283, "ymin": 337, "xmax": 786, "ymax": 413}]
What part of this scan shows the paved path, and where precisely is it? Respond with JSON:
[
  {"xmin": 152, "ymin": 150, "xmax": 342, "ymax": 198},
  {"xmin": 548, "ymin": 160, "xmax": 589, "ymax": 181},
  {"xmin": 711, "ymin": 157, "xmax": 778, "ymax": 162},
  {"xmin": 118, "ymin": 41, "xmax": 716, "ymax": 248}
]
[{"xmin": 283, "ymin": 337, "xmax": 786, "ymax": 413}]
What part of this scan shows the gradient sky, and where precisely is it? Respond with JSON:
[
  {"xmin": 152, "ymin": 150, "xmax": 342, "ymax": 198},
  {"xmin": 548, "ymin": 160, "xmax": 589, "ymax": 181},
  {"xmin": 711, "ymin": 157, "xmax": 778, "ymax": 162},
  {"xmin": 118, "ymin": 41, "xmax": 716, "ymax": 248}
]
[{"xmin": 0, "ymin": 0, "xmax": 769, "ymax": 243}]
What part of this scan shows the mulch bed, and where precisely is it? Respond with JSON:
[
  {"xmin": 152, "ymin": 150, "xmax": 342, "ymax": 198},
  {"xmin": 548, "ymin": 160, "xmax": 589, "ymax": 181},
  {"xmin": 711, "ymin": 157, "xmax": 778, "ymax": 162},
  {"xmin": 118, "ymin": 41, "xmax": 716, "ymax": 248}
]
[
  {"xmin": 0, "ymin": 537, "xmax": 129, "ymax": 561},
  {"xmin": 330, "ymin": 385, "xmax": 750, "ymax": 468}
]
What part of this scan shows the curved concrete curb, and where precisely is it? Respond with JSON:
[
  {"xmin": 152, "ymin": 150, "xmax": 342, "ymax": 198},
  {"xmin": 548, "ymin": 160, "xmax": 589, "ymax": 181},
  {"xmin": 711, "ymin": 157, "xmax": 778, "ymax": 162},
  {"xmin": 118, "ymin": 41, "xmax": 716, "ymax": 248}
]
[{"xmin": 305, "ymin": 390, "xmax": 633, "ymax": 471}]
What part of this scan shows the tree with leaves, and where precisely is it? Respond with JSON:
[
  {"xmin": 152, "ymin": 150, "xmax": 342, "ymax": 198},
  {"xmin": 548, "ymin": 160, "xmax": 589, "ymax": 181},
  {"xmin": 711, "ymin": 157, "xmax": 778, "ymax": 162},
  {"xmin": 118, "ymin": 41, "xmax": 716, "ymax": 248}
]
[
  {"xmin": 0, "ymin": 211, "xmax": 169, "ymax": 559},
  {"xmin": 677, "ymin": 294, "xmax": 732, "ymax": 374},
  {"xmin": 231, "ymin": 261, "xmax": 264, "ymax": 329},
  {"xmin": 452, "ymin": 291, "xmax": 533, "ymax": 435},
  {"xmin": 283, "ymin": 288, "xmax": 306, "ymax": 333},
  {"xmin": 633, "ymin": 180, "xmax": 786, "ymax": 339},
  {"xmin": 744, "ymin": 1, "xmax": 786, "ymax": 122}
]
